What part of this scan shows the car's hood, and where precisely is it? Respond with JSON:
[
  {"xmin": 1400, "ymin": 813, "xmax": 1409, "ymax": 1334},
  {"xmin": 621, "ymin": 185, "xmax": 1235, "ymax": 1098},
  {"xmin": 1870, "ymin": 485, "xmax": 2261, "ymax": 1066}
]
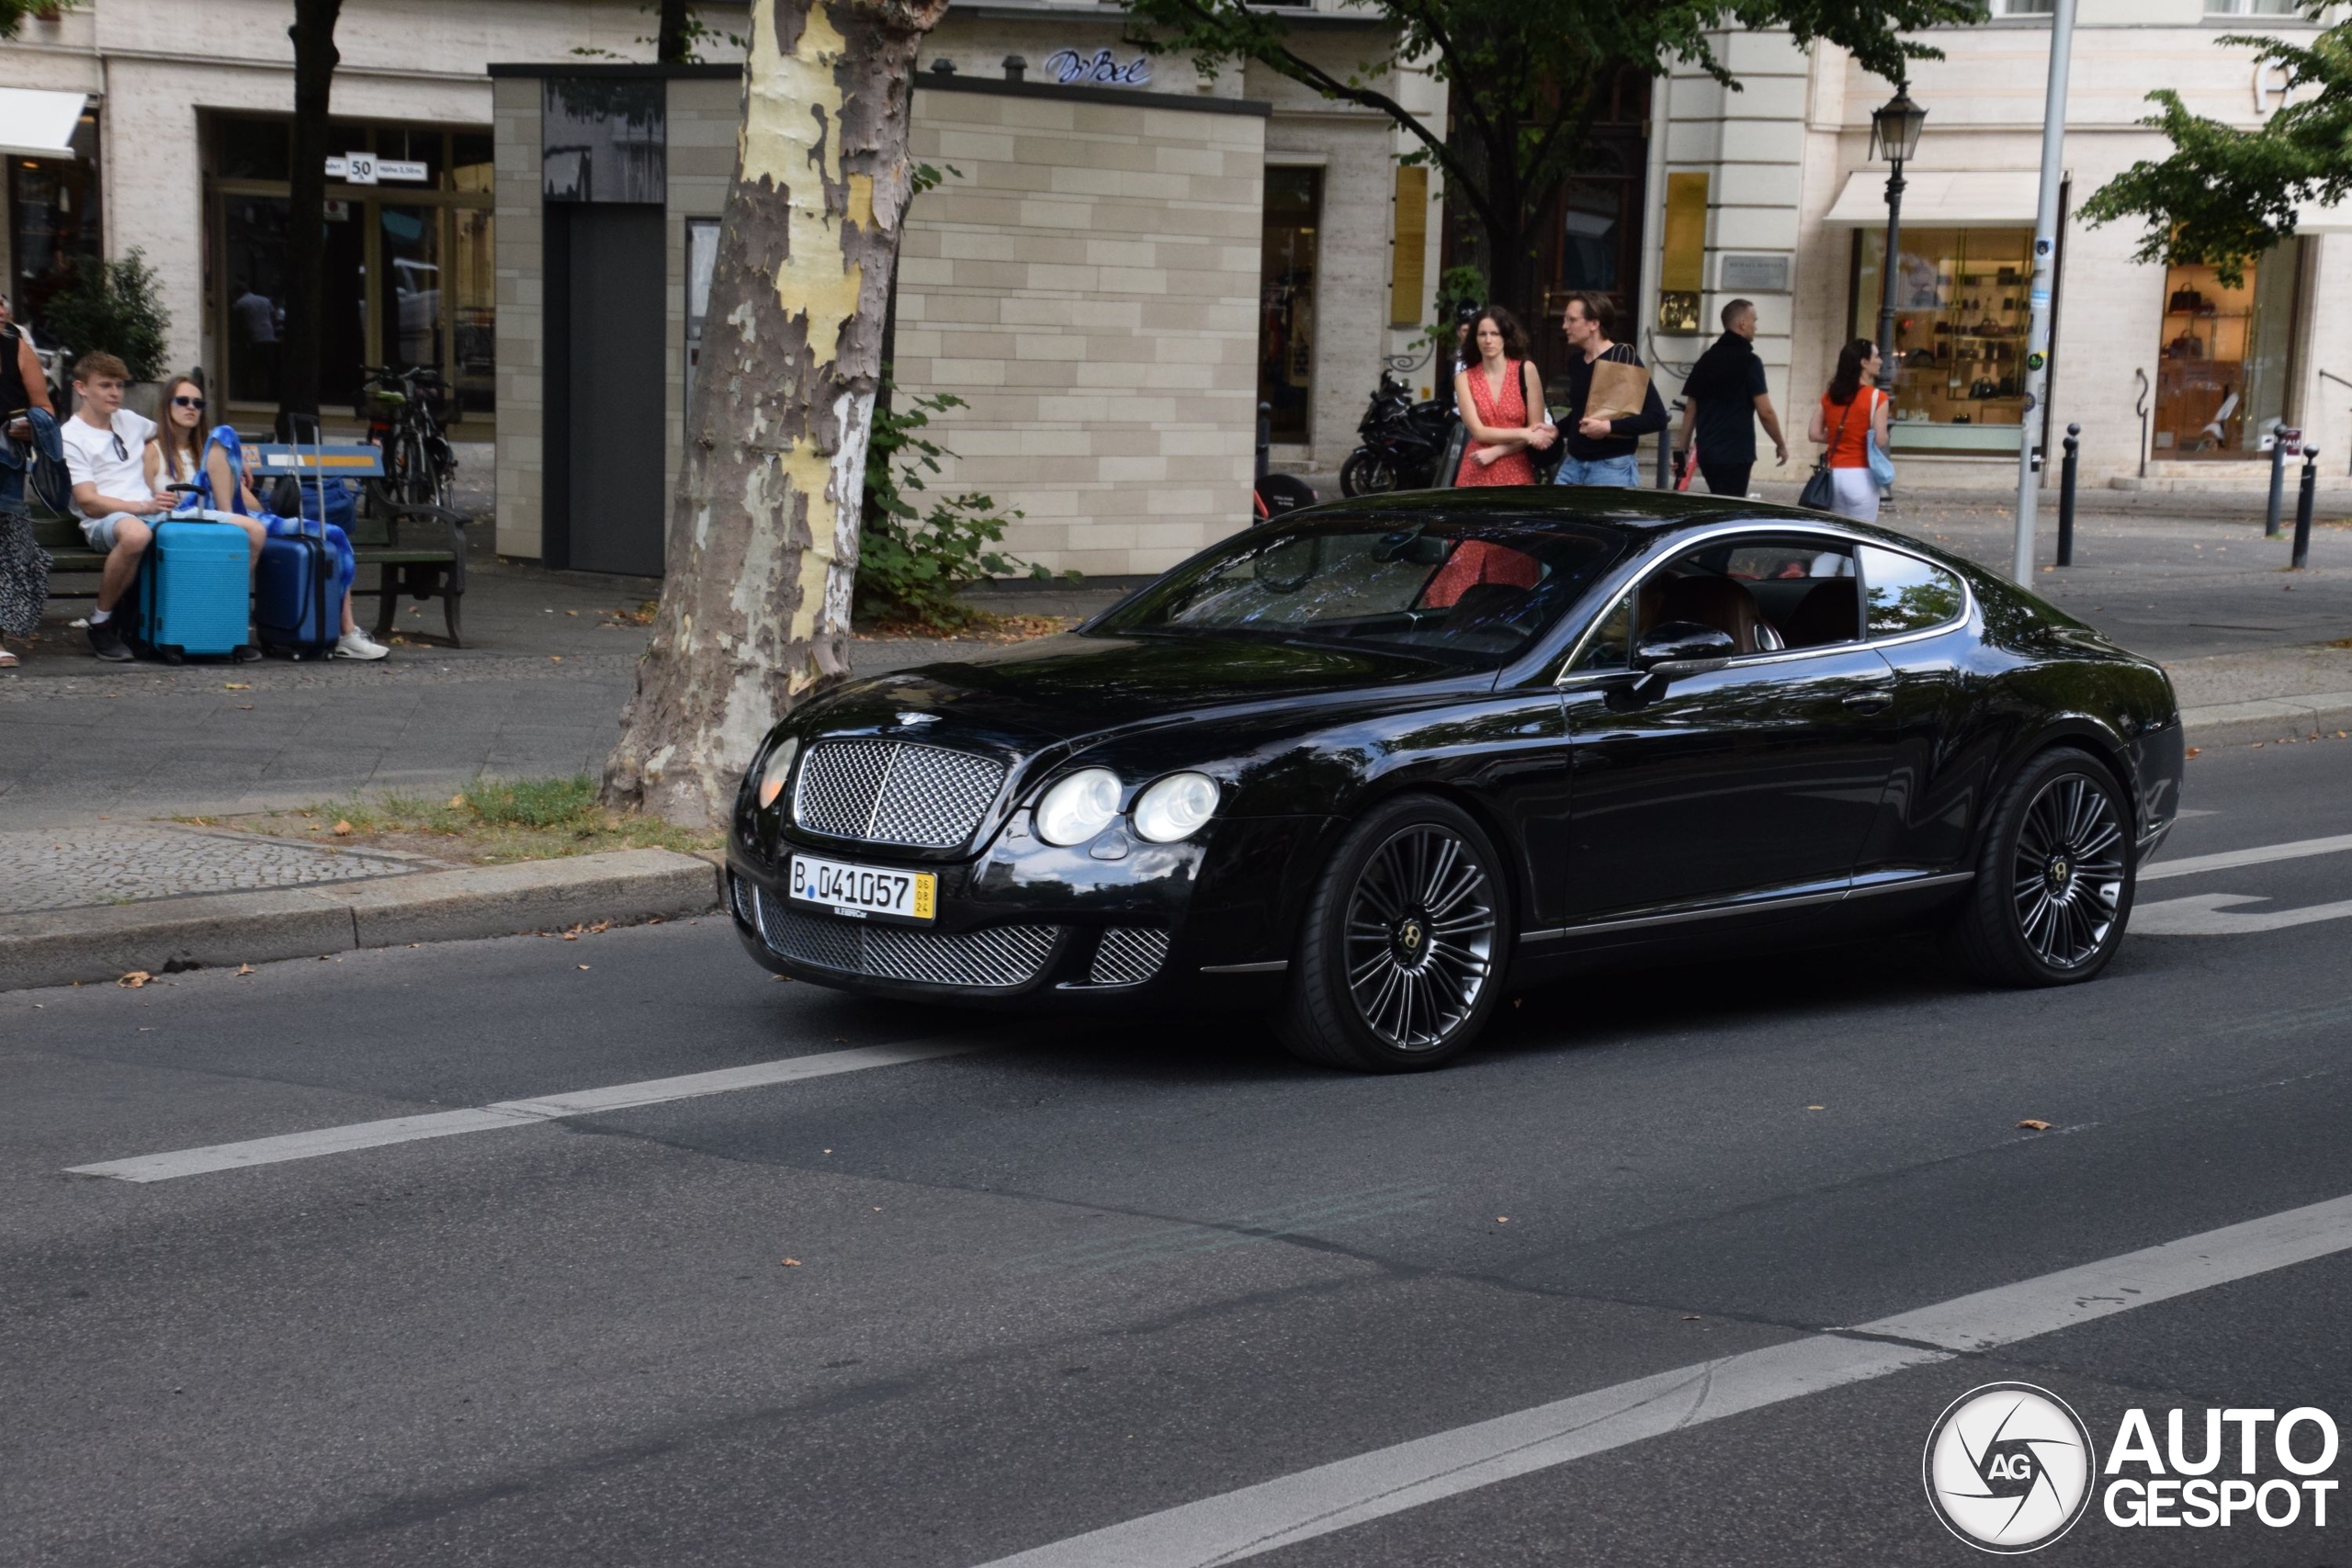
[{"xmin": 802, "ymin": 632, "xmax": 1475, "ymax": 752}]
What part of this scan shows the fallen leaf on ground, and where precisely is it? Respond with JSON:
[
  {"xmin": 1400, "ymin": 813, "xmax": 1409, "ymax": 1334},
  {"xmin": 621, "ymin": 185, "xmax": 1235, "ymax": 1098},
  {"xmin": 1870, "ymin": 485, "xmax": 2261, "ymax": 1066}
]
[
  {"xmin": 235, "ymin": 964, "xmax": 254, "ymax": 977},
  {"xmin": 118, "ymin": 971, "xmax": 151, "ymax": 988},
  {"xmin": 1681, "ymin": 1314, "xmax": 1702, "ymax": 1322},
  {"xmin": 332, "ymin": 819, "xmax": 353, "ymax": 836},
  {"xmin": 223, "ymin": 682, "xmax": 251, "ymax": 690},
  {"xmin": 548, "ymin": 655, "xmax": 562, "ymax": 663},
  {"xmin": 1806, "ymin": 1104, "xmax": 1826, "ymax": 1111},
  {"xmin": 237, "ymin": 705, "xmax": 254, "ymax": 711},
  {"xmin": 2018, "ymin": 1119, "xmax": 2052, "ymax": 1132},
  {"xmin": 576, "ymin": 964, "xmax": 592, "ymax": 971},
  {"xmin": 447, "ymin": 794, "xmax": 466, "ymax": 808},
  {"xmin": 562, "ymin": 931, "xmax": 579, "ymax": 941},
  {"xmin": 1495, "ymin": 1217, "xmax": 1509, "ymax": 1224},
  {"xmin": 780, "ymin": 1258, "xmax": 802, "ymax": 1267},
  {"xmin": 2185, "ymin": 747, "xmax": 2201, "ymax": 759}
]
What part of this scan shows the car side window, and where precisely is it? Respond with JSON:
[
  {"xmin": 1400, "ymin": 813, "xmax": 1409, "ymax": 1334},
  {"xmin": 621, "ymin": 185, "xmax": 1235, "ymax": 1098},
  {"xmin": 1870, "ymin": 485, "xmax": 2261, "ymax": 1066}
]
[
  {"xmin": 1566, "ymin": 592, "xmax": 1633, "ymax": 673},
  {"xmin": 1859, "ymin": 545, "xmax": 1966, "ymax": 638}
]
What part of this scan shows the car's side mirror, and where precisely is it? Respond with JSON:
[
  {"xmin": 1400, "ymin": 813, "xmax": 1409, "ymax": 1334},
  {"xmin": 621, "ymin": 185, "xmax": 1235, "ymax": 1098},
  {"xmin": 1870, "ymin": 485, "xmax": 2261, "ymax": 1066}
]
[{"xmin": 1633, "ymin": 621, "xmax": 1736, "ymax": 674}]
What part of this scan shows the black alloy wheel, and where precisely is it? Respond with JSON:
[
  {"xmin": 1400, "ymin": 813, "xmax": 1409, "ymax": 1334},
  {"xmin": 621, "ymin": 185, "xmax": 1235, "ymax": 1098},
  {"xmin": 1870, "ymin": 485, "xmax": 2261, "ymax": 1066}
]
[
  {"xmin": 1282, "ymin": 795, "xmax": 1509, "ymax": 1071},
  {"xmin": 1949, "ymin": 748, "xmax": 2135, "ymax": 987},
  {"xmin": 1340, "ymin": 449, "xmax": 1400, "ymax": 497}
]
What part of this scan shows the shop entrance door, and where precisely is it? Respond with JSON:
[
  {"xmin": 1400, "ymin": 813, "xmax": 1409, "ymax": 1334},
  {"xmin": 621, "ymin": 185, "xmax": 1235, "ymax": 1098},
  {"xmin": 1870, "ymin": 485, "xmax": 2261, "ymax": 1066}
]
[{"xmin": 547, "ymin": 203, "xmax": 665, "ymax": 576}]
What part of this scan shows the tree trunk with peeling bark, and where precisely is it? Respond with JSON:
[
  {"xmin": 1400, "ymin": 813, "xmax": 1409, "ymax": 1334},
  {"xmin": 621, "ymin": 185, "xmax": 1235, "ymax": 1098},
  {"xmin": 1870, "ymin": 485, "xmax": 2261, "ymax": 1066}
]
[{"xmin": 604, "ymin": 0, "xmax": 947, "ymax": 825}]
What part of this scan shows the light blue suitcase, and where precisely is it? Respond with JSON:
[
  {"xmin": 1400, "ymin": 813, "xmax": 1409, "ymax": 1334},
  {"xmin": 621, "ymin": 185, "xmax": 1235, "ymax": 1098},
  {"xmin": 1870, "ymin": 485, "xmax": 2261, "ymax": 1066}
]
[{"xmin": 129, "ymin": 517, "xmax": 249, "ymax": 661}]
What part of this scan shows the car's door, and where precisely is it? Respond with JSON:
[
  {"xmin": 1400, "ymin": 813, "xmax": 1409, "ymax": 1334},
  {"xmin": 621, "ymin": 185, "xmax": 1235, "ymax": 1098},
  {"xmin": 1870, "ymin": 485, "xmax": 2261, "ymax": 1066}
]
[{"xmin": 1557, "ymin": 534, "xmax": 1901, "ymax": 921}]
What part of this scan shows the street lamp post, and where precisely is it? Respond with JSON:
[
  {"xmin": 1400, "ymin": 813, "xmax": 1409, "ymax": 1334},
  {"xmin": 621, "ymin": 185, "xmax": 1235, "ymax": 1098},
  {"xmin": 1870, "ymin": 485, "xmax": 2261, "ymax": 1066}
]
[{"xmin": 1870, "ymin": 90, "xmax": 1927, "ymax": 396}]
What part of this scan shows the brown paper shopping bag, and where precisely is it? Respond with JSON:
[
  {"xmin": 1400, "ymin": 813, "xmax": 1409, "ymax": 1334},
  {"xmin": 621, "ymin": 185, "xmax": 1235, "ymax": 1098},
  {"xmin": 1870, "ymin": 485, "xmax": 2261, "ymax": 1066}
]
[{"xmin": 1585, "ymin": 358, "xmax": 1651, "ymax": 422}]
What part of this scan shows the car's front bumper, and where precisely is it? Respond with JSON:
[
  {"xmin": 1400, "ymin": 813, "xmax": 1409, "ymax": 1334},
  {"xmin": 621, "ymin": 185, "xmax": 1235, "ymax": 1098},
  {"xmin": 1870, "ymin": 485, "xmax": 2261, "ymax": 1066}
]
[{"xmin": 724, "ymin": 811, "xmax": 1335, "ymax": 1011}]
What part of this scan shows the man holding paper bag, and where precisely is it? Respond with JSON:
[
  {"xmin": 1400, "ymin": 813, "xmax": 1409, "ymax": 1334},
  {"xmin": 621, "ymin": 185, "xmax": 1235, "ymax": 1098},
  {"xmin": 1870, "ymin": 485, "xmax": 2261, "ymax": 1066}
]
[{"xmin": 1551, "ymin": 292, "xmax": 1668, "ymax": 488}]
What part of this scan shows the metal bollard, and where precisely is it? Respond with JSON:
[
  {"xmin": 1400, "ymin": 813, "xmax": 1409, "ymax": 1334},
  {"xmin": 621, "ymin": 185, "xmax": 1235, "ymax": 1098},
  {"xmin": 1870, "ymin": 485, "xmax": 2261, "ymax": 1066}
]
[
  {"xmin": 2292, "ymin": 446, "xmax": 2320, "ymax": 570},
  {"xmin": 1255, "ymin": 402, "xmax": 1271, "ymax": 482},
  {"xmin": 2266, "ymin": 421, "xmax": 2288, "ymax": 538},
  {"xmin": 2057, "ymin": 423, "xmax": 2080, "ymax": 567}
]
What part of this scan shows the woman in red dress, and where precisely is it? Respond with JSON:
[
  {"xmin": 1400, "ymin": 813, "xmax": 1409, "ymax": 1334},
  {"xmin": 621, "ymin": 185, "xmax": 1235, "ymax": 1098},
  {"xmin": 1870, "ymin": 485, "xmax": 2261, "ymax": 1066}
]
[{"xmin": 1453, "ymin": 306, "xmax": 1554, "ymax": 486}]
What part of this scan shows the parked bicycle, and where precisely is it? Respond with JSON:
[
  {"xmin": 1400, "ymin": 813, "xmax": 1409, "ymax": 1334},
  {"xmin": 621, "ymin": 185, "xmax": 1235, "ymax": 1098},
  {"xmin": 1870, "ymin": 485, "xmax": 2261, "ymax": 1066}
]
[{"xmin": 358, "ymin": 364, "xmax": 456, "ymax": 512}]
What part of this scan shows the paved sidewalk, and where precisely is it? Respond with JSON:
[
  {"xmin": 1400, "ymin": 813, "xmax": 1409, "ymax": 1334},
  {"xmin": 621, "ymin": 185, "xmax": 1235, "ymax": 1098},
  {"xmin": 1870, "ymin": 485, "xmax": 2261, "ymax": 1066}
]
[{"xmin": 0, "ymin": 822, "xmax": 436, "ymax": 913}]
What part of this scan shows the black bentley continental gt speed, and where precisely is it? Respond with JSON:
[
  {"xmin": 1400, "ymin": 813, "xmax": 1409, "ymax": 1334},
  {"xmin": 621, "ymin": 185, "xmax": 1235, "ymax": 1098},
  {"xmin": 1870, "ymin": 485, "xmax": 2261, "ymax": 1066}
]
[{"xmin": 726, "ymin": 490, "xmax": 2183, "ymax": 1071}]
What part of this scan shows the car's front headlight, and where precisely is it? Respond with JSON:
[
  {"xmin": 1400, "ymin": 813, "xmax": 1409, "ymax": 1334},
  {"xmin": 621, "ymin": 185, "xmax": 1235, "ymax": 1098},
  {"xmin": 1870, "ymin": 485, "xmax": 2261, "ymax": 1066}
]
[
  {"xmin": 1132, "ymin": 772, "xmax": 1219, "ymax": 842},
  {"xmin": 1035, "ymin": 768, "xmax": 1122, "ymax": 845},
  {"xmin": 755, "ymin": 737, "xmax": 800, "ymax": 810}
]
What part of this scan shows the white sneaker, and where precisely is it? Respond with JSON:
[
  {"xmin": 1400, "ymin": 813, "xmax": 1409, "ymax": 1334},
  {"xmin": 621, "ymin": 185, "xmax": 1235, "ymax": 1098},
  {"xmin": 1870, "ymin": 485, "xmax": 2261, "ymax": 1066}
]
[{"xmin": 334, "ymin": 630, "xmax": 390, "ymax": 661}]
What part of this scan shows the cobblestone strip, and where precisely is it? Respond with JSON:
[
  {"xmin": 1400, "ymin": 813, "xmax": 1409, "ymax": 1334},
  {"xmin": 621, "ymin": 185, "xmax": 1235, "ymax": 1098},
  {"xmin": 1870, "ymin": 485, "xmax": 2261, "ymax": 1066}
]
[{"xmin": 0, "ymin": 825, "xmax": 435, "ymax": 914}]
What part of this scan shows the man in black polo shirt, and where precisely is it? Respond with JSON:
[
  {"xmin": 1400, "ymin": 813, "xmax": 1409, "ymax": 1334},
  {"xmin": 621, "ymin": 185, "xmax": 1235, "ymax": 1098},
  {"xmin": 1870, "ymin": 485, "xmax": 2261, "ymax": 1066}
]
[
  {"xmin": 1675, "ymin": 298, "xmax": 1789, "ymax": 498},
  {"xmin": 1551, "ymin": 292, "xmax": 1667, "ymax": 487}
]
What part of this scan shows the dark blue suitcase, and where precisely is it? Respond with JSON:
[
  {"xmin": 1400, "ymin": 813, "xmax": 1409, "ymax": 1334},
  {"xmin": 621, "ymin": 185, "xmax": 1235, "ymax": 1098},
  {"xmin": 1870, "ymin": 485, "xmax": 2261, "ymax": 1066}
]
[
  {"xmin": 255, "ymin": 524, "xmax": 335, "ymax": 656},
  {"xmin": 127, "ymin": 518, "xmax": 249, "ymax": 661}
]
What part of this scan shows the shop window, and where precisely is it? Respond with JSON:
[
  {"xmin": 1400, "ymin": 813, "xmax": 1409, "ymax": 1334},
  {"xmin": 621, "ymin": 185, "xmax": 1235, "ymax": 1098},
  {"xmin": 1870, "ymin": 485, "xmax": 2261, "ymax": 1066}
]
[
  {"xmin": 2154, "ymin": 243, "xmax": 2302, "ymax": 458},
  {"xmin": 1855, "ymin": 225, "xmax": 2034, "ymax": 454},
  {"xmin": 8, "ymin": 112, "xmax": 102, "ymax": 341},
  {"xmin": 218, "ymin": 118, "xmax": 289, "ymax": 182},
  {"xmin": 452, "ymin": 209, "xmax": 496, "ymax": 417},
  {"xmin": 1259, "ymin": 165, "xmax": 1322, "ymax": 443},
  {"xmin": 450, "ymin": 132, "xmax": 494, "ymax": 195}
]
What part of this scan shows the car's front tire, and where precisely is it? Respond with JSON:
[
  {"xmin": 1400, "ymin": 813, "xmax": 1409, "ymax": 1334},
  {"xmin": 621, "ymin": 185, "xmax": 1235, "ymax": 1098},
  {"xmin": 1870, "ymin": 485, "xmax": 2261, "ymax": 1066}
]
[
  {"xmin": 1948, "ymin": 747, "xmax": 2135, "ymax": 987},
  {"xmin": 1280, "ymin": 795, "xmax": 1510, "ymax": 1072}
]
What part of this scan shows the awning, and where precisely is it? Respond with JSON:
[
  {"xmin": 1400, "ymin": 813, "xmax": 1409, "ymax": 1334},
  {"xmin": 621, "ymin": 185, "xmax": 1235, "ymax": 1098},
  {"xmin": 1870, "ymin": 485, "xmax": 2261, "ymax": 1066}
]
[
  {"xmin": 0, "ymin": 87, "xmax": 89, "ymax": 159},
  {"xmin": 2294, "ymin": 199, "xmax": 2352, "ymax": 231},
  {"xmin": 1823, "ymin": 170, "xmax": 2040, "ymax": 227}
]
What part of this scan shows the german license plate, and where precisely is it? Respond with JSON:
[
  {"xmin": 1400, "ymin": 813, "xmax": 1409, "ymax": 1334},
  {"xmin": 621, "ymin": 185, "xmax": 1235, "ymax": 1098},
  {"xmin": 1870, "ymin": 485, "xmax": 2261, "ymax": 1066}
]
[{"xmin": 788, "ymin": 854, "xmax": 935, "ymax": 922}]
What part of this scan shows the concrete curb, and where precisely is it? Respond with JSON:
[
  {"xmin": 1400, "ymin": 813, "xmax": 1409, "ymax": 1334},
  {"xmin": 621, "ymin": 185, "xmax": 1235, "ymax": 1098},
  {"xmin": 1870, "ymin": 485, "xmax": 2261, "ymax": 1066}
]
[
  {"xmin": 0, "ymin": 848, "xmax": 722, "ymax": 993},
  {"xmin": 2181, "ymin": 691, "xmax": 2352, "ymax": 746}
]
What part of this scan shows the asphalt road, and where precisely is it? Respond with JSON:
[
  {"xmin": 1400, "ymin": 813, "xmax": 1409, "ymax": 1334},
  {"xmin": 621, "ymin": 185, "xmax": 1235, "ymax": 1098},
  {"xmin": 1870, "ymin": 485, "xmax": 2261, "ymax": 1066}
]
[{"xmin": 6, "ymin": 737, "xmax": 2351, "ymax": 1567}]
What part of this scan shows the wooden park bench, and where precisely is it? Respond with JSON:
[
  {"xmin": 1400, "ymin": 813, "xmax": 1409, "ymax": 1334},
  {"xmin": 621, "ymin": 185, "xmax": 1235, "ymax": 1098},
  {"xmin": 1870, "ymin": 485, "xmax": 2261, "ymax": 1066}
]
[{"xmin": 31, "ymin": 437, "xmax": 469, "ymax": 646}]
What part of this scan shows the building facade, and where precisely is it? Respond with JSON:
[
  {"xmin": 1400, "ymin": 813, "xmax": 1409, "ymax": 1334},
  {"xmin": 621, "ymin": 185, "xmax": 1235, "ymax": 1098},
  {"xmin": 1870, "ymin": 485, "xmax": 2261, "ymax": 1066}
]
[
  {"xmin": 0, "ymin": 0, "xmax": 752, "ymax": 435},
  {"xmin": 1642, "ymin": 0, "xmax": 2350, "ymax": 491}
]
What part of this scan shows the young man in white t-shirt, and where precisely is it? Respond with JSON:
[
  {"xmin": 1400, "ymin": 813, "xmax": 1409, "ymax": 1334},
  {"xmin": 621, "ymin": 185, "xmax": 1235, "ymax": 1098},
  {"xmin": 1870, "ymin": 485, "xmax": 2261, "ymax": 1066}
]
[{"xmin": 61, "ymin": 353, "xmax": 260, "ymax": 662}]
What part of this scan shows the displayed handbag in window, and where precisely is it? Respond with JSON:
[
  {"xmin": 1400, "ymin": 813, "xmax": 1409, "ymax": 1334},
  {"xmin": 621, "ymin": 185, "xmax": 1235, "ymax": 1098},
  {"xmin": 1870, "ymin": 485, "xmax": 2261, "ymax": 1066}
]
[{"xmin": 2168, "ymin": 288, "xmax": 2209, "ymax": 314}]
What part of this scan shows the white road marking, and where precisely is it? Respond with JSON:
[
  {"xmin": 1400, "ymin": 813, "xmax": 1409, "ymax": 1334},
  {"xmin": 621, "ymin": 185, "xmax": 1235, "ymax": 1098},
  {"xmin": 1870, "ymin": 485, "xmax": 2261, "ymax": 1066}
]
[
  {"xmin": 65, "ymin": 1039, "xmax": 990, "ymax": 1183},
  {"xmin": 970, "ymin": 1192, "xmax": 2352, "ymax": 1568},
  {"xmin": 2132, "ymin": 892, "xmax": 2352, "ymax": 937},
  {"xmin": 2143, "ymin": 830, "xmax": 2352, "ymax": 882}
]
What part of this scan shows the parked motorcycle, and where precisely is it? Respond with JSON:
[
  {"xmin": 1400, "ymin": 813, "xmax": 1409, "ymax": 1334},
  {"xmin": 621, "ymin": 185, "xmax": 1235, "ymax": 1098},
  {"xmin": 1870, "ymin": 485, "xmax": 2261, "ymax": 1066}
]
[{"xmin": 1340, "ymin": 371, "xmax": 1456, "ymax": 495}]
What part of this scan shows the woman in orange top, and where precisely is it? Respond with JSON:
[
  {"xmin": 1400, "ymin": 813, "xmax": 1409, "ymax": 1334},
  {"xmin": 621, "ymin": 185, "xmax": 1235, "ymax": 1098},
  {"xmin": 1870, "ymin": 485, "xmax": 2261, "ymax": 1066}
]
[
  {"xmin": 1807, "ymin": 337, "xmax": 1893, "ymax": 521},
  {"xmin": 1453, "ymin": 306, "xmax": 1555, "ymax": 486}
]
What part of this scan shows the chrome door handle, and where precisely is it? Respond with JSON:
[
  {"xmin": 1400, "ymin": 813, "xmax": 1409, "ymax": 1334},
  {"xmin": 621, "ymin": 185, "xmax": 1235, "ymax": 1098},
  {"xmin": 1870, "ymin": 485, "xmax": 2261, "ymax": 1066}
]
[{"xmin": 1842, "ymin": 691, "xmax": 1894, "ymax": 714}]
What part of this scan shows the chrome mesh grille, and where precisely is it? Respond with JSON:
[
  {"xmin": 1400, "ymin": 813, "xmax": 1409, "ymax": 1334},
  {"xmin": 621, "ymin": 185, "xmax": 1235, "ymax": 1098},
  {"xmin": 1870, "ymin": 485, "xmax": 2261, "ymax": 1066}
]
[
  {"xmin": 1088, "ymin": 928, "xmax": 1170, "ymax": 987},
  {"xmin": 792, "ymin": 739, "xmax": 1006, "ymax": 849},
  {"xmin": 753, "ymin": 891, "xmax": 1057, "ymax": 988}
]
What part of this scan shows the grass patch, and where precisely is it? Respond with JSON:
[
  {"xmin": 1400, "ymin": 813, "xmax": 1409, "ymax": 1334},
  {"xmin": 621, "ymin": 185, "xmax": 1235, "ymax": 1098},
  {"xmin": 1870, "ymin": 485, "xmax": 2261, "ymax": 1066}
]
[{"xmin": 199, "ymin": 774, "xmax": 719, "ymax": 865}]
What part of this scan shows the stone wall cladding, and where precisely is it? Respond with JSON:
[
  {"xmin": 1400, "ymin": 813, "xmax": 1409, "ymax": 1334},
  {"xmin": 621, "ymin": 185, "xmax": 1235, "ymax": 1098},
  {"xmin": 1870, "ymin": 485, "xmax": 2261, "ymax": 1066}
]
[
  {"xmin": 492, "ymin": 75, "xmax": 544, "ymax": 559},
  {"xmin": 897, "ymin": 87, "xmax": 1265, "ymax": 577}
]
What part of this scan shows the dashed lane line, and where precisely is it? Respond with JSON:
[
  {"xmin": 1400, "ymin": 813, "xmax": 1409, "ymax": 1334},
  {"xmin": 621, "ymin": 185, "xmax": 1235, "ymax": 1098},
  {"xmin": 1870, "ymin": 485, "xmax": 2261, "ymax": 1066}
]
[
  {"xmin": 968, "ymin": 1193, "xmax": 2352, "ymax": 1567},
  {"xmin": 64, "ymin": 1038, "xmax": 994, "ymax": 1184}
]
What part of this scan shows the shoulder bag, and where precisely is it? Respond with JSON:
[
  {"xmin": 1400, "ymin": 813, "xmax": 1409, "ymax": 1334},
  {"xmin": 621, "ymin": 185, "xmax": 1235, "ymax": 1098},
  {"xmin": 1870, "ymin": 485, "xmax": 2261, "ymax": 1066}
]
[
  {"xmin": 1799, "ymin": 394, "xmax": 1856, "ymax": 513},
  {"xmin": 1864, "ymin": 390, "xmax": 1896, "ymax": 491}
]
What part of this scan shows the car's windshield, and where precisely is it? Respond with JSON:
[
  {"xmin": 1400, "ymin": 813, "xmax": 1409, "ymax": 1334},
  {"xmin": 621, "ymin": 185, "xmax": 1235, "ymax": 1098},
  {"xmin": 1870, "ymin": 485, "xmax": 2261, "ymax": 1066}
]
[{"xmin": 1089, "ymin": 519, "xmax": 1628, "ymax": 669}]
